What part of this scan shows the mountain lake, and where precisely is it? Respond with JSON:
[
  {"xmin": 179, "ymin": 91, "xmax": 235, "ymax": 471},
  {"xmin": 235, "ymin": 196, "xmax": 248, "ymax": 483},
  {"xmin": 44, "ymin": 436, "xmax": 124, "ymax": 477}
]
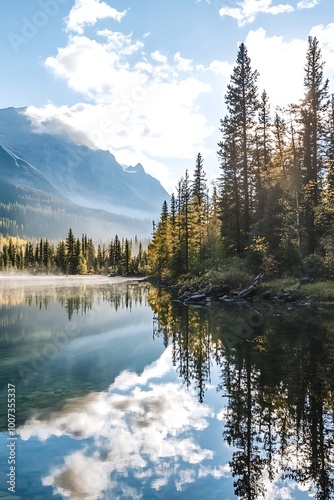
[{"xmin": 0, "ymin": 277, "xmax": 333, "ymax": 499}]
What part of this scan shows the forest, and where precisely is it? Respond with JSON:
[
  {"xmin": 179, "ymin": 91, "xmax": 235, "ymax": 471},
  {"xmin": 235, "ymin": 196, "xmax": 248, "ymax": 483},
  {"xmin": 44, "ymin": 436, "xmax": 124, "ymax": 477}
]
[
  {"xmin": 1, "ymin": 37, "xmax": 333, "ymax": 283},
  {"xmin": 0, "ymin": 228, "xmax": 149, "ymax": 275},
  {"xmin": 148, "ymin": 37, "xmax": 334, "ymax": 283}
]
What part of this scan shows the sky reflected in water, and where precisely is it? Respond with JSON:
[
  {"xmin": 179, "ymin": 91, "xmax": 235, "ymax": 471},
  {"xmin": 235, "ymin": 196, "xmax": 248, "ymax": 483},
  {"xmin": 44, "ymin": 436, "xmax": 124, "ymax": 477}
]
[{"xmin": 0, "ymin": 281, "xmax": 333, "ymax": 499}]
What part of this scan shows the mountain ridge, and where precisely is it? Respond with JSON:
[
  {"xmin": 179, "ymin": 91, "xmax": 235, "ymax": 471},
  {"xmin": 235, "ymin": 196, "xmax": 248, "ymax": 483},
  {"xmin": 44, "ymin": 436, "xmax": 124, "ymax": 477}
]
[{"xmin": 0, "ymin": 107, "xmax": 169, "ymax": 240}]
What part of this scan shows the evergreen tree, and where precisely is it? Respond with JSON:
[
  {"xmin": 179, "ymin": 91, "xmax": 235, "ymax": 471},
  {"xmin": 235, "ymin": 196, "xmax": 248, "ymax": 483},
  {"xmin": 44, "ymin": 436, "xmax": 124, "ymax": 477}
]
[
  {"xmin": 66, "ymin": 228, "xmax": 76, "ymax": 274},
  {"xmin": 218, "ymin": 116, "xmax": 242, "ymax": 255},
  {"xmin": 301, "ymin": 36, "xmax": 329, "ymax": 253},
  {"xmin": 123, "ymin": 238, "xmax": 132, "ymax": 275},
  {"xmin": 255, "ymin": 90, "xmax": 272, "ymax": 217},
  {"xmin": 179, "ymin": 171, "xmax": 191, "ymax": 274},
  {"xmin": 56, "ymin": 241, "xmax": 67, "ymax": 273},
  {"xmin": 192, "ymin": 153, "xmax": 207, "ymax": 204},
  {"xmin": 113, "ymin": 235, "xmax": 122, "ymax": 273},
  {"xmin": 87, "ymin": 238, "xmax": 96, "ymax": 272},
  {"xmin": 148, "ymin": 200, "xmax": 170, "ymax": 277},
  {"xmin": 224, "ymin": 43, "xmax": 259, "ymax": 240},
  {"xmin": 191, "ymin": 153, "xmax": 208, "ymax": 270}
]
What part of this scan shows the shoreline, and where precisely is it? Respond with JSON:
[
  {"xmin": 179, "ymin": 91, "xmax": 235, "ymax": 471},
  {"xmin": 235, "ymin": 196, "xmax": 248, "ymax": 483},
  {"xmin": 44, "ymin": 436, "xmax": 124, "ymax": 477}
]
[{"xmin": 147, "ymin": 276, "xmax": 334, "ymax": 305}]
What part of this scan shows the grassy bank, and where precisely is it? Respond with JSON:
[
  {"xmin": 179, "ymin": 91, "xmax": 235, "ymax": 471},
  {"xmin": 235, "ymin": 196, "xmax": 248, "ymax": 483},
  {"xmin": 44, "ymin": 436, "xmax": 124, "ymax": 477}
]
[
  {"xmin": 160, "ymin": 269, "xmax": 334, "ymax": 303},
  {"xmin": 261, "ymin": 278, "xmax": 334, "ymax": 302}
]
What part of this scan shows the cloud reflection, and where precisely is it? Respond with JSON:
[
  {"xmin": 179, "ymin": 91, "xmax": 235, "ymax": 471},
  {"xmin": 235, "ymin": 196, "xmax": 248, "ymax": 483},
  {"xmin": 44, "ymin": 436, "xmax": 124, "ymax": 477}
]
[{"xmin": 18, "ymin": 347, "xmax": 227, "ymax": 499}]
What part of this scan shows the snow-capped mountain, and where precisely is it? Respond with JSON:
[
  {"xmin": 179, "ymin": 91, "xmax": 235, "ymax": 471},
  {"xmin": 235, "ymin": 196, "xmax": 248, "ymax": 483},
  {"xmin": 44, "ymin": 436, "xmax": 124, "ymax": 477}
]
[{"xmin": 0, "ymin": 107, "xmax": 169, "ymax": 239}]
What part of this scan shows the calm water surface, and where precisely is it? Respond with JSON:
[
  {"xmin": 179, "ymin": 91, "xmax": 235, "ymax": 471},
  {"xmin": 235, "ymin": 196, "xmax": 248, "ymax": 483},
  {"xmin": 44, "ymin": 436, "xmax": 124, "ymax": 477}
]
[{"xmin": 0, "ymin": 280, "xmax": 333, "ymax": 499}]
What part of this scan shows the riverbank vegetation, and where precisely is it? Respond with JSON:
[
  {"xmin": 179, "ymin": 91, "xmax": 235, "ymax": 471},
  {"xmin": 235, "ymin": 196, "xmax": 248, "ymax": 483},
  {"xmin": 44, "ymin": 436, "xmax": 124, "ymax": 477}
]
[{"xmin": 148, "ymin": 37, "xmax": 334, "ymax": 289}]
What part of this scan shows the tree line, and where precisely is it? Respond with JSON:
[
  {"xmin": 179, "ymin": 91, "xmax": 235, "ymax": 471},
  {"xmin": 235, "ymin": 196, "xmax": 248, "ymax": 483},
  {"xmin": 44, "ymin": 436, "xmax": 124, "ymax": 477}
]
[
  {"xmin": 0, "ymin": 228, "xmax": 148, "ymax": 275},
  {"xmin": 148, "ymin": 36, "xmax": 334, "ymax": 280}
]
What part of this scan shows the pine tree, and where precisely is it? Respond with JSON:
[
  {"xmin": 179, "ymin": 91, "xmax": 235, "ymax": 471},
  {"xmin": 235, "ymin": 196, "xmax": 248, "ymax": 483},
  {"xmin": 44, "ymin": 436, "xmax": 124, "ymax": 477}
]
[
  {"xmin": 66, "ymin": 228, "xmax": 76, "ymax": 274},
  {"xmin": 56, "ymin": 241, "xmax": 67, "ymax": 273},
  {"xmin": 148, "ymin": 200, "xmax": 170, "ymax": 277},
  {"xmin": 206, "ymin": 183, "xmax": 222, "ymax": 266},
  {"xmin": 224, "ymin": 43, "xmax": 259, "ymax": 239},
  {"xmin": 302, "ymin": 36, "xmax": 329, "ymax": 253},
  {"xmin": 191, "ymin": 153, "xmax": 208, "ymax": 270},
  {"xmin": 218, "ymin": 116, "xmax": 242, "ymax": 255},
  {"xmin": 113, "ymin": 235, "xmax": 122, "ymax": 273},
  {"xmin": 87, "ymin": 238, "xmax": 96, "ymax": 272},
  {"xmin": 96, "ymin": 243, "xmax": 104, "ymax": 272},
  {"xmin": 192, "ymin": 153, "xmax": 207, "ymax": 204},
  {"xmin": 255, "ymin": 90, "xmax": 272, "ymax": 217},
  {"xmin": 328, "ymin": 94, "xmax": 334, "ymax": 191},
  {"xmin": 179, "ymin": 171, "xmax": 191, "ymax": 273},
  {"xmin": 123, "ymin": 238, "xmax": 131, "ymax": 275}
]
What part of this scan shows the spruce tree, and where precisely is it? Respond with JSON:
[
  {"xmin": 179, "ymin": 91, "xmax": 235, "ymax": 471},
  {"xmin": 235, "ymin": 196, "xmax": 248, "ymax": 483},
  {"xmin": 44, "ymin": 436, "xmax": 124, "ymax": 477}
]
[
  {"xmin": 224, "ymin": 43, "xmax": 259, "ymax": 239},
  {"xmin": 218, "ymin": 116, "xmax": 242, "ymax": 254},
  {"xmin": 255, "ymin": 90, "xmax": 272, "ymax": 217},
  {"xmin": 180, "ymin": 171, "xmax": 191, "ymax": 273},
  {"xmin": 192, "ymin": 153, "xmax": 207, "ymax": 204},
  {"xmin": 123, "ymin": 238, "xmax": 131, "ymax": 275},
  {"xmin": 66, "ymin": 228, "xmax": 76, "ymax": 273},
  {"xmin": 302, "ymin": 36, "xmax": 329, "ymax": 253},
  {"xmin": 191, "ymin": 153, "xmax": 208, "ymax": 270},
  {"xmin": 147, "ymin": 200, "xmax": 170, "ymax": 277}
]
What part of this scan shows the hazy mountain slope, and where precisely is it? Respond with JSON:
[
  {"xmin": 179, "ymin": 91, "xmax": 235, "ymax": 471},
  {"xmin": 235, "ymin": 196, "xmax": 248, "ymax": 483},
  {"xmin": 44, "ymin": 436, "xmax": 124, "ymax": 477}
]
[{"xmin": 0, "ymin": 107, "xmax": 169, "ymax": 239}]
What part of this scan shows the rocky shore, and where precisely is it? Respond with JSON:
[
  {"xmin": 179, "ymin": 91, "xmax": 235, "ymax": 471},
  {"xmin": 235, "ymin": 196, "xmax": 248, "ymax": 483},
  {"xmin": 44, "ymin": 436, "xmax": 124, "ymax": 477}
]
[{"xmin": 147, "ymin": 274, "xmax": 312, "ymax": 309}]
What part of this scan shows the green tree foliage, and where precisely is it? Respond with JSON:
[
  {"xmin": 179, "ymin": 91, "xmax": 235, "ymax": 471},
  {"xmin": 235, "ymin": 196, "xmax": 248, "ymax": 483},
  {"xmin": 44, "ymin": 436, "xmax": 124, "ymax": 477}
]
[
  {"xmin": 148, "ymin": 156, "xmax": 212, "ymax": 278},
  {"xmin": 148, "ymin": 38, "xmax": 334, "ymax": 280},
  {"xmin": 224, "ymin": 42, "xmax": 259, "ymax": 239},
  {"xmin": 301, "ymin": 36, "xmax": 329, "ymax": 254},
  {"xmin": 0, "ymin": 229, "xmax": 148, "ymax": 276}
]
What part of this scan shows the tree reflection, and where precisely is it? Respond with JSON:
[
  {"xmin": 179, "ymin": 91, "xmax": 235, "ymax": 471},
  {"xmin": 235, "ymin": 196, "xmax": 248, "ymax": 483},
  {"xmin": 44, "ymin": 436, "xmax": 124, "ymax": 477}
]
[
  {"xmin": 148, "ymin": 288, "xmax": 334, "ymax": 499},
  {"xmin": 0, "ymin": 283, "xmax": 150, "ymax": 430}
]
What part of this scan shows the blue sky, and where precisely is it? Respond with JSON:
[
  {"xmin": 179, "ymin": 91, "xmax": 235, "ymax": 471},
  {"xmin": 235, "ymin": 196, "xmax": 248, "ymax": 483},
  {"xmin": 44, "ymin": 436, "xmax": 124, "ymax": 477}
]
[{"xmin": 0, "ymin": 0, "xmax": 334, "ymax": 192}]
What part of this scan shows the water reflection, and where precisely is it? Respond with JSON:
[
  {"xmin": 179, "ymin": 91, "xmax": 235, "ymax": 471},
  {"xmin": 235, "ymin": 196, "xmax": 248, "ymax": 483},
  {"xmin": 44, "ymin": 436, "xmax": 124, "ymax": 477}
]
[
  {"xmin": 148, "ymin": 287, "xmax": 334, "ymax": 499},
  {"xmin": 0, "ymin": 281, "xmax": 333, "ymax": 499},
  {"xmin": 18, "ymin": 348, "xmax": 228, "ymax": 499},
  {"xmin": 0, "ymin": 282, "xmax": 158, "ymax": 430}
]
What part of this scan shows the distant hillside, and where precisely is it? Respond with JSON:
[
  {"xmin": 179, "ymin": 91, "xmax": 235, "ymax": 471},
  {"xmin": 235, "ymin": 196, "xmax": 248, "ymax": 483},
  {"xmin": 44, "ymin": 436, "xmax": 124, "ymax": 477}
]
[{"xmin": 0, "ymin": 107, "xmax": 169, "ymax": 240}]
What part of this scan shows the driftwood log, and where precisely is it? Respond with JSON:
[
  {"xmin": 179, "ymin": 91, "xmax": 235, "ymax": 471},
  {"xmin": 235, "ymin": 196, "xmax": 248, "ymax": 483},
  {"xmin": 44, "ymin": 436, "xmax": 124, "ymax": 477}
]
[{"xmin": 236, "ymin": 273, "xmax": 264, "ymax": 299}]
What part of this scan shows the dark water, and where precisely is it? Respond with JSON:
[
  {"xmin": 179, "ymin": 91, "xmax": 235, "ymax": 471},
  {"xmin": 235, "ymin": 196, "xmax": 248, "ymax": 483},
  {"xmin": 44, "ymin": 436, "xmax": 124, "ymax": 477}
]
[{"xmin": 0, "ymin": 281, "xmax": 333, "ymax": 499}]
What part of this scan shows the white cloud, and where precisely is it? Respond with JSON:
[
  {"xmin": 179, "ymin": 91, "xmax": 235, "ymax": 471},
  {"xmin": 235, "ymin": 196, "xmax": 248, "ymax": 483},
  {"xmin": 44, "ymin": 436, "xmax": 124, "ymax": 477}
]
[
  {"xmin": 98, "ymin": 29, "xmax": 144, "ymax": 55},
  {"xmin": 310, "ymin": 23, "xmax": 334, "ymax": 70},
  {"xmin": 297, "ymin": 0, "xmax": 319, "ymax": 9},
  {"xmin": 245, "ymin": 28, "xmax": 307, "ymax": 107},
  {"xmin": 174, "ymin": 52, "xmax": 193, "ymax": 72},
  {"xmin": 18, "ymin": 348, "xmax": 223, "ymax": 500},
  {"xmin": 65, "ymin": 0, "xmax": 127, "ymax": 34},
  {"xmin": 206, "ymin": 60, "xmax": 233, "ymax": 77},
  {"xmin": 37, "ymin": 3, "xmax": 334, "ymax": 194},
  {"xmin": 30, "ymin": 25, "xmax": 214, "ymax": 191},
  {"xmin": 243, "ymin": 25, "xmax": 334, "ymax": 109},
  {"xmin": 219, "ymin": 0, "xmax": 294, "ymax": 26},
  {"xmin": 151, "ymin": 50, "xmax": 168, "ymax": 64},
  {"xmin": 44, "ymin": 31, "xmax": 145, "ymax": 100}
]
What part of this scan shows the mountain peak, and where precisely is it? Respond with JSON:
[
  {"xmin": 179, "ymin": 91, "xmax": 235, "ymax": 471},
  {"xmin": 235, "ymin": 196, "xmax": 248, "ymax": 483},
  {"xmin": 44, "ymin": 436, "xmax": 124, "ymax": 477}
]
[
  {"xmin": 124, "ymin": 163, "xmax": 145, "ymax": 174},
  {"xmin": 0, "ymin": 106, "xmax": 170, "ymax": 238}
]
